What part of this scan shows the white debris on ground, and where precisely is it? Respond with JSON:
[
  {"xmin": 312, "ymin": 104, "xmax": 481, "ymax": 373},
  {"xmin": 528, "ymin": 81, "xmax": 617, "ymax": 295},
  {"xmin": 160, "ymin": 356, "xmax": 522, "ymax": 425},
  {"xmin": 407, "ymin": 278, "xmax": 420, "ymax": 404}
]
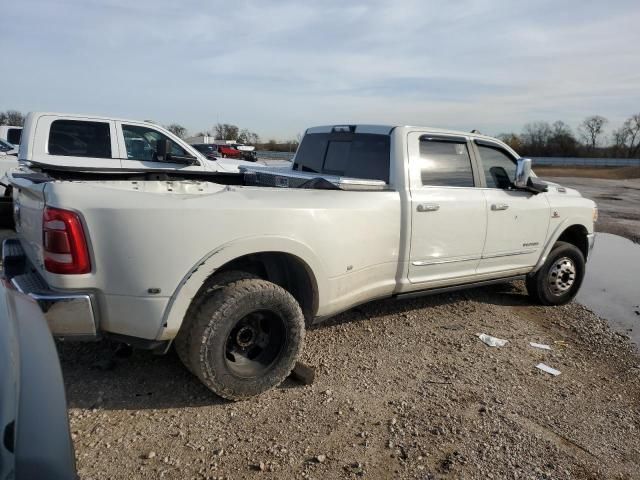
[
  {"xmin": 477, "ymin": 333, "xmax": 508, "ymax": 347},
  {"xmin": 536, "ymin": 363, "xmax": 561, "ymax": 376}
]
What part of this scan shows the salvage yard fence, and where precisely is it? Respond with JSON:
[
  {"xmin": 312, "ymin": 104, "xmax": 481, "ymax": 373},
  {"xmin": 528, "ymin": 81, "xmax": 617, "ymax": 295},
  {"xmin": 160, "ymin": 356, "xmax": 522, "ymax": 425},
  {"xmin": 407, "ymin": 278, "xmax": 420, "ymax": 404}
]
[{"xmin": 531, "ymin": 157, "xmax": 640, "ymax": 167}]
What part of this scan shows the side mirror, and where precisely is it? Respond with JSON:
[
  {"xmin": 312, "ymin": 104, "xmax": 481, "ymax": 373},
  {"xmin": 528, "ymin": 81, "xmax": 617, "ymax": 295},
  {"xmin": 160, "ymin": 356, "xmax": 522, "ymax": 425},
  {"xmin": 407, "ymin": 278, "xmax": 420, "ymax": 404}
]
[{"xmin": 514, "ymin": 158, "xmax": 532, "ymax": 188}]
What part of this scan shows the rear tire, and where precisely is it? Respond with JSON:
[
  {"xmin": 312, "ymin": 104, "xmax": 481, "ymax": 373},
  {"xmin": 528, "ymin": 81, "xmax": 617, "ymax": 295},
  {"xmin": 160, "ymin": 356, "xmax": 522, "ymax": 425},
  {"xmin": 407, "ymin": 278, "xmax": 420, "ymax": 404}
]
[
  {"xmin": 526, "ymin": 241, "xmax": 585, "ymax": 306},
  {"xmin": 174, "ymin": 271, "xmax": 257, "ymax": 374},
  {"xmin": 184, "ymin": 275, "xmax": 305, "ymax": 400}
]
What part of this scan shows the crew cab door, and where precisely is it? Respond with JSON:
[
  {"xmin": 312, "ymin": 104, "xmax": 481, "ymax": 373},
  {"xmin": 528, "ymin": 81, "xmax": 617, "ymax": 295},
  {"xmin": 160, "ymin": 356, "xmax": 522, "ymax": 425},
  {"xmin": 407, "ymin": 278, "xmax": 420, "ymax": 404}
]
[
  {"xmin": 116, "ymin": 122, "xmax": 208, "ymax": 172},
  {"xmin": 472, "ymin": 140, "xmax": 550, "ymax": 273},
  {"xmin": 407, "ymin": 132, "xmax": 487, "ymax": 284}
]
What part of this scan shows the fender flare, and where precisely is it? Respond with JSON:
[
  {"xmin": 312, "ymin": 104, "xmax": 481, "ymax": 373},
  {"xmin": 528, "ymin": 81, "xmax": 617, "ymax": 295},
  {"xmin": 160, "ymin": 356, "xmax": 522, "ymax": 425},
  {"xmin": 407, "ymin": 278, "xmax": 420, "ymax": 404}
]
[
  {"xmin": 532, "ymin": 217, "xmax": 592, "ymax": 272},
  {"xmin": 155, "ymin": 236, "xmax": 327, "ymax": 340}
]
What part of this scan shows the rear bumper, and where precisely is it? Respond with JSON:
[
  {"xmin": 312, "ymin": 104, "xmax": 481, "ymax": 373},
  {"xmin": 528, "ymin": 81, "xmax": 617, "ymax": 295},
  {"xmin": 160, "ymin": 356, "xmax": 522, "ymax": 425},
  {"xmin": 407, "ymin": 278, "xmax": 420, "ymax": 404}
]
[{"xmin": 2, "ymin": 239, "xmax": 99, "ymax": 340}]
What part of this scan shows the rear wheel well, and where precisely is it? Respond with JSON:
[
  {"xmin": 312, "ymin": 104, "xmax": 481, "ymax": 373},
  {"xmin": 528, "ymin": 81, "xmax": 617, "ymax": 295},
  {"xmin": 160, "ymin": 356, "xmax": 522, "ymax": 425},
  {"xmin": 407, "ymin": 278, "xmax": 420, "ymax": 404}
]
[
  {"xmin": 556, "ymin": 225, "xmax": 589, "ymax": 259},
  {"xmin": 210, "ymin": 252, "xmax": 318, "ymax": 324}
]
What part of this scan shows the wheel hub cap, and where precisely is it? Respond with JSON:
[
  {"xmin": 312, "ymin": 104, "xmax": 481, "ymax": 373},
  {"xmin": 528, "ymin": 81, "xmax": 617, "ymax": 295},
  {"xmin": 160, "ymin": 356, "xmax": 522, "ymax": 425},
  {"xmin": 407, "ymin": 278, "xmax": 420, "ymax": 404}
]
[
  {"xmin": 224, "ymin": 310, "xmax": 286, "ymax": 378},
  {"xmin": 547, "ymin": 257, "xmax": 576, "ymax": 295}
]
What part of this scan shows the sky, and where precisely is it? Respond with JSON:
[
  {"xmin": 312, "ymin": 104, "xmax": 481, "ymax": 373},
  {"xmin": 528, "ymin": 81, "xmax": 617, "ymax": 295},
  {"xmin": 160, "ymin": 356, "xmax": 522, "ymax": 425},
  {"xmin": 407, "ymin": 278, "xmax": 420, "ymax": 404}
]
[{"xmin": 2, "ymin": 0, "xmax": 639, "ymax": 141}]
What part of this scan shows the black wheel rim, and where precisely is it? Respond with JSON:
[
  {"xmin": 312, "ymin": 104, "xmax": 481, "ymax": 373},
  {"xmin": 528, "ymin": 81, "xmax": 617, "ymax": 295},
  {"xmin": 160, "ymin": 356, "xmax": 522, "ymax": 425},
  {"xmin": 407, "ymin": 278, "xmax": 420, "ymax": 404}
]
[{"xmin": 224, "ymin": 310, "xmax": 287, "ymax": 378}]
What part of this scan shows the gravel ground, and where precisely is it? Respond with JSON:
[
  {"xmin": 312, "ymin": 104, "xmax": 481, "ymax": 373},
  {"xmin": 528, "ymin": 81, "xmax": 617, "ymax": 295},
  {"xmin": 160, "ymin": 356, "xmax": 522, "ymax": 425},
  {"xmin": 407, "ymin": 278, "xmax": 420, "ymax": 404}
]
[
  {"xmin": 4, "ymin": 170, "xmax": 639, "ymax": 479},
  {"xmin": 64, "ymin": 282, "xmax": 640, "ymax": 480},
  {"xmin": 538, "ymin": 174, "xmax": 640, "ymax": 244}
]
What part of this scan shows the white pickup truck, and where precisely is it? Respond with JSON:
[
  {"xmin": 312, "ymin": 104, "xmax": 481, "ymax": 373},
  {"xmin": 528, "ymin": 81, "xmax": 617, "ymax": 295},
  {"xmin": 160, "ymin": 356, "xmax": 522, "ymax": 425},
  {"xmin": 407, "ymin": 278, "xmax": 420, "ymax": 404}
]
[
  {"xmin": 6, "ymin": 112, "xmax": 253, "ymax": 174},
  {"xmin": 4, "ymin": 124, "xmax": 596, "ymax": 399}
]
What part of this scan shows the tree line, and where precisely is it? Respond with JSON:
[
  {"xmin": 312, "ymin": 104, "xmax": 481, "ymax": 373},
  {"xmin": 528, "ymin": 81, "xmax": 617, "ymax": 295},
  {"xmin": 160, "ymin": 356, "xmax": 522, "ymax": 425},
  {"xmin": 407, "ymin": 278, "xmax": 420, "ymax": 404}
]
[
  {"xmin": 499, "ymin": 114, "xmax": 640, "ymax": 158},
  {"xmin": 0, "ymin": 110, "xmax": 25, "ymax": 126},
  {"xmin": 4, "ymin": 108, "xmax": 638, "ymax": 156}
]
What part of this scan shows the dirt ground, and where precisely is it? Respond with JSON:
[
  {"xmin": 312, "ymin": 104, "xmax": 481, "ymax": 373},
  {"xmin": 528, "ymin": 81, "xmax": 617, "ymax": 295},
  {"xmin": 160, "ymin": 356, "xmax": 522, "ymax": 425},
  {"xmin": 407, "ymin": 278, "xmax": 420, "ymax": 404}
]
[{"xmin": 9, "ymin": 166, "xmax": 637, "ymax": 480}]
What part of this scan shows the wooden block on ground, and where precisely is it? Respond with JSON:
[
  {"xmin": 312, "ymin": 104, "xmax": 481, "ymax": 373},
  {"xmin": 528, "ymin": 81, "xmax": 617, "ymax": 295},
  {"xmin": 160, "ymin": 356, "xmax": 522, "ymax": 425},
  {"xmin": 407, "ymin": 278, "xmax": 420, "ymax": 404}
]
[{"xmin": 290, "ymin": 362, "xmax": 315, "ymax": 385}]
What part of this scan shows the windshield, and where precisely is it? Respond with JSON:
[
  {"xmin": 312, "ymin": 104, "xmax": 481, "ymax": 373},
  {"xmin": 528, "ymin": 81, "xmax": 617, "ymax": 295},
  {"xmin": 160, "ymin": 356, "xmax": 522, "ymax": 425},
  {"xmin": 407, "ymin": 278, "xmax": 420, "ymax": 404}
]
[
  {"xmin": 293, "ymin": 132, "xmax": 390, "ymax": 182},
  {"xmin": 0, "ymin": 139, "xmax": 14, "ymax": 151}
]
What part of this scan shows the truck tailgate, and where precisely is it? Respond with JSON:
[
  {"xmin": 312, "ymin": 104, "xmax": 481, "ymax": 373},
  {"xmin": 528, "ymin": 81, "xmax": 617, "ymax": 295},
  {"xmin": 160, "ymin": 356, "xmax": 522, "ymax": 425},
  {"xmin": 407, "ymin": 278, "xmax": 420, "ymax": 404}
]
[{"xmin": 10, "ymin": 175, "xmax": 48, "ymax": 274}]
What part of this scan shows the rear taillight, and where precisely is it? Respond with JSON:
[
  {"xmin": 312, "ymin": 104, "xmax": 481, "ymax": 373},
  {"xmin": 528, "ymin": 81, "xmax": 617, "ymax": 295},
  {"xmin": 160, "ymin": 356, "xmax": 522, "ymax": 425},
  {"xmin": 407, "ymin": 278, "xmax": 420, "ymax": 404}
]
[{"xmin": 43, "ymin": 206, "xmax": 91, "ymax": 274}]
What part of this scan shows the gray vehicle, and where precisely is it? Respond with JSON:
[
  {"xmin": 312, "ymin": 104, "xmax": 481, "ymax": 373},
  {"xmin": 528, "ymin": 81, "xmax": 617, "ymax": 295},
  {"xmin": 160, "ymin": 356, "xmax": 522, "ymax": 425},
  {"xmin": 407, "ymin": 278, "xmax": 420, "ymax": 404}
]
[{"xmin": 0, "ymin": 285, "xmax": 76, "ymax": 480}]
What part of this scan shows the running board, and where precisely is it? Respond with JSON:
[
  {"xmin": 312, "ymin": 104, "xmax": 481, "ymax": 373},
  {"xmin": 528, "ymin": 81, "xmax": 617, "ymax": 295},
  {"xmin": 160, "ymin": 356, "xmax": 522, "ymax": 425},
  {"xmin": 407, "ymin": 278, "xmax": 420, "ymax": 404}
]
[{"xmin": 394, "ymin": 275, "xmax": 526, "ymax": 301}]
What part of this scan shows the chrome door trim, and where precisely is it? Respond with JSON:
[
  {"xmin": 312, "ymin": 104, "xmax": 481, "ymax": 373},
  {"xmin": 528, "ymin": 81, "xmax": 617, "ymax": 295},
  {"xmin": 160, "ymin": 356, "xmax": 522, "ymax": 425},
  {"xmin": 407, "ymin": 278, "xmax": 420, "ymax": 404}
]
[
  {"xmin": 481, "ymin": 248, "xmax": 537, "ymax": 259},
  {"xmin": 412, "ymin": 254, "xmax": 481, "ymax": 266}
]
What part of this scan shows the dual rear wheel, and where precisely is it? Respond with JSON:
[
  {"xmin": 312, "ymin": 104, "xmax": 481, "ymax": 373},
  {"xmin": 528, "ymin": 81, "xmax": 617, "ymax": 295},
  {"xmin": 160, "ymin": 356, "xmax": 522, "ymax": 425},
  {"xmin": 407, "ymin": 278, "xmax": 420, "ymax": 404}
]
[{"xmin": 175, "ymin": 271, "xmax": 305, "ymax": 400}]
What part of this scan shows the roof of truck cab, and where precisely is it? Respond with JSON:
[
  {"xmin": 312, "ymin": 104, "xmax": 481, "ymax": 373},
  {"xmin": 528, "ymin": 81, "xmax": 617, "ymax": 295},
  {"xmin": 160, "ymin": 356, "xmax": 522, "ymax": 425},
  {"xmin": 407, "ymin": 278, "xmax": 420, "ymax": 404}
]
[
  {"xmin": 305, "ymin": 124, "xmax": 503, "ymax": 142},
  {"xmin": 25, "ymin": 112, "xmax": 160, "ymax": 125}
]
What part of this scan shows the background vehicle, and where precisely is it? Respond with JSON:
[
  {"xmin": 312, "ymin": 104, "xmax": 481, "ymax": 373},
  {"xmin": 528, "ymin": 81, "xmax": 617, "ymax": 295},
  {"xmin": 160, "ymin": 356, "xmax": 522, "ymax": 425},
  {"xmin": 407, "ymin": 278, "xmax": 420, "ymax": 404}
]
[
  {"xmin": 0, "ymin": 139, "xmax": 18, "ymax": 156},
  {"xmin": 191, "ymin": 142, "xmax": 257, "ymax": 162},
  {"xmin": 0, "ymin": 284, "xmax": 76, "ymax": 480},
  {"xmin": 233, "ymin": 143, "xmax": 258, "ymax": 162},
  {"xmin": 16, "ymin": 112, "xmax": 253, "ymax": 173},
  {"xmin": 0, "ymin": 126, "xmax": 22, "ymax": 146},
  {"xmin": 217, "ymin": 143, "xmax": 242, "ymax": 158},
  {"xmin": 5, "ymin": 124, "xmax": 596, "ymax": 400},
  {"xmin": 191, "ymin": 143, "xmax": 220, "ymax": 159}
]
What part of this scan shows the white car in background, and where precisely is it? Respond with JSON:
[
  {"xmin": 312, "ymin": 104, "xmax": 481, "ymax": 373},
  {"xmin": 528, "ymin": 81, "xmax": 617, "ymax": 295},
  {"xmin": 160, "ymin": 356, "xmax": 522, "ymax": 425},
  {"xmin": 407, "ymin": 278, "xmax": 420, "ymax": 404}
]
[
  {"xmin": 0, "ymin": 125, "xmax": 22, "ymax": 147},
  {"xmin": 14, "ymin": 112, "xmax": 254, "ymax": 174}
]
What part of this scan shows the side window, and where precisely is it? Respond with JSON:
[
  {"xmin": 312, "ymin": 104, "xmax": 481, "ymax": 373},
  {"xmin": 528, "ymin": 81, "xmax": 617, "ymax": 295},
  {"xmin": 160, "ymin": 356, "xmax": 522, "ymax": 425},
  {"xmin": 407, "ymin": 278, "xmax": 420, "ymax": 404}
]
[
  {"xmin": 477, "ymin": 145, "xmax": 517, "ymax": 189},
  {"xmin": 418, "ymin": 137, "xmax": 474, "ymax": 187},
  {"xmin": 48, "ymin": 120, "xmax": 112, "ymax": 158},
  {"xmin": 7, "ymin": 128, "xmax": 21, "ymax": 145},
  {"xmin": 122, "ymin": 124, "xmax": 187, "ymax": 161}
]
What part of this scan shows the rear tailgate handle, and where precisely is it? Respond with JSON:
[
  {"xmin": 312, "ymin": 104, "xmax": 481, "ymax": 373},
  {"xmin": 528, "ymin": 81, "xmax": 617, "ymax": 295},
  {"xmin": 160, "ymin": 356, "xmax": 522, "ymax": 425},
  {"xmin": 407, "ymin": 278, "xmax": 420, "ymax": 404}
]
[
  {"xmin": 417, "ymin": 203, "xmax": 440, "ymax": 212},
  {"xmin": 491, "ymin": 203, "xmax": 509, "ymax": 211}
]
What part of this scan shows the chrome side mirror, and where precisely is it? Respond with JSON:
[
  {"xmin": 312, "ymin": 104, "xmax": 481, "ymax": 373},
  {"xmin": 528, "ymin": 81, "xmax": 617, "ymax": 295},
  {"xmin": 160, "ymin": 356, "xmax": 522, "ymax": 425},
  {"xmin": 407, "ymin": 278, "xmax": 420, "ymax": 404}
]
[{"xmin": 514, "ymin": 158, "xmax": 532, "ymax": 188}]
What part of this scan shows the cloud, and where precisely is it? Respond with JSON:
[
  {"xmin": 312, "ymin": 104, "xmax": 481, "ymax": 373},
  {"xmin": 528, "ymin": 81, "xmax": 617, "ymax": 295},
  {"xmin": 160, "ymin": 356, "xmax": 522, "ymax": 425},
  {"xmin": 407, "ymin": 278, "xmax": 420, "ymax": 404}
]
[{"xmin": 2, "ymin": 0, "xmax": 639, "ymax": 139}]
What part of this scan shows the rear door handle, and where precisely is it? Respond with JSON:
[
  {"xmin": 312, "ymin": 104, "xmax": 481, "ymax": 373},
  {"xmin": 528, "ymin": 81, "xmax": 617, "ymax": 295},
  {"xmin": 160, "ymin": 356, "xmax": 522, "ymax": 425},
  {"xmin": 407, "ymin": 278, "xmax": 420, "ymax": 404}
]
[
  {"xmin": 417, "ymin": 203, "xmax": 440, "ymax": 212},
  {"xmin": 491, "ymin": 203, "xmax": 509, "ymax": 211}
]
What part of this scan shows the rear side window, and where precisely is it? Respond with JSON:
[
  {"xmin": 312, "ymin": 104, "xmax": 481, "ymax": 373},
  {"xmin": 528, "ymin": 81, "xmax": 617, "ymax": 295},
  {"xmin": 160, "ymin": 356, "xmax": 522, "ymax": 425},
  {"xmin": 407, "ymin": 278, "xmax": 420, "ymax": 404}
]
[
  {"xmin": 418, "ymin": 137, "xmax": 474, "ymax": 187},
  {"xmin": 7, "ymin": 128, "xmax": 21, "ymax": 145},
  {"xmin": 48, "ymin": 120, "xmax": 111, "ymax": 158},
  {"xmin": 293, "ymin": 133, "xmax": 390, "ymax": 182}
]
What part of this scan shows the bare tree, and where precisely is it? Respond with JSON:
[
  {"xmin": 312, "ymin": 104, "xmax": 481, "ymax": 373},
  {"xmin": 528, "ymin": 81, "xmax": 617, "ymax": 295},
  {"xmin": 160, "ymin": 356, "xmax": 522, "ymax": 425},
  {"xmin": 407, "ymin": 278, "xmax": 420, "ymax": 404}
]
[
  {"xmin": 521, "ymin": 122, "xmax": 552, "ymax": 156},
  {"xmin": 166, "ymin": 123, "xmax": 187, "ymax": 139},
  {"xmin": 579, "ymin": 115, "xmax": 608, "ymax": 151},
  {"xmin": 620, "ymin": 114, "xmax": 640, "ymax": 158},
  {"xmin": 214, "ymin": 123, "xmax": 239, "ymax": 140},
  {"xmin": 548, "ymin": 121, "xmax": 578, "ymax": 156},
  {"xmin": 237, "ymin": 129, "xmax": 260, "ymax": 145},
  {"xmin": 497, "ymin": 133, "xmax": 523, "ymax": 152},
  {"xmin": 0, "ymin": 110, "xmax": 25, "ymax": 126}
]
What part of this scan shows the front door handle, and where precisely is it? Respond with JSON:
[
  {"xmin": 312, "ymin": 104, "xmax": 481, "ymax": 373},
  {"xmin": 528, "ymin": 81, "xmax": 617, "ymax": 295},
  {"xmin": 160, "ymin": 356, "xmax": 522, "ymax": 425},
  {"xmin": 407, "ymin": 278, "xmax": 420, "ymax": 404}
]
[
  {"xmin": 417, "ymin": 203, "xmax": 440, "ymax": 212},
  {"xmin": 491, "ymin": 203, "xmax": 509, "ymax": 211}
]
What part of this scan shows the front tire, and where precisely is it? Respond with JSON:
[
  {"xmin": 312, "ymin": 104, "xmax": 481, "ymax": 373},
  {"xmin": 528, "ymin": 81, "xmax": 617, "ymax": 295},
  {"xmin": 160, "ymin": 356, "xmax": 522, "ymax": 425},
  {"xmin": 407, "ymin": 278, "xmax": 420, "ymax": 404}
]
[
  {"xmin": 185, "ymin": 275, "xmax": 305, "ymax": 400},
  {"xmin": 526, "ymin": 241, "xmax": 585, "ymax": 306}
]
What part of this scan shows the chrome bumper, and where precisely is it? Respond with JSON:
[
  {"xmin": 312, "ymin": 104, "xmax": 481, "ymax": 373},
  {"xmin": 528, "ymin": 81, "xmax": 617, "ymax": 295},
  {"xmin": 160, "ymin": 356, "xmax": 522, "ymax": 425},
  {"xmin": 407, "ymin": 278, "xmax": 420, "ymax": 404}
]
[
  {"xmin": 587, "ymin": 233, "xmax": 596, "ymax": 255},
  {"xmin": 2, "ymin": 239, "xmax": 99, "ymax": 340}
]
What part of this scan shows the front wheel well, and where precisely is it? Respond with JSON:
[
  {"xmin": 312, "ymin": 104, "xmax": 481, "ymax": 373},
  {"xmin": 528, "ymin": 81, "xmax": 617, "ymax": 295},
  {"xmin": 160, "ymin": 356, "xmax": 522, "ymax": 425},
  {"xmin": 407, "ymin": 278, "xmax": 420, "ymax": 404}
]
[
  {"xmin": 556, "ymin": 224, "xmax": 589, "ymax": 260},
  {"xmin": 206, "ymin": 252, "xmax": 318, "ymax": 324}
]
